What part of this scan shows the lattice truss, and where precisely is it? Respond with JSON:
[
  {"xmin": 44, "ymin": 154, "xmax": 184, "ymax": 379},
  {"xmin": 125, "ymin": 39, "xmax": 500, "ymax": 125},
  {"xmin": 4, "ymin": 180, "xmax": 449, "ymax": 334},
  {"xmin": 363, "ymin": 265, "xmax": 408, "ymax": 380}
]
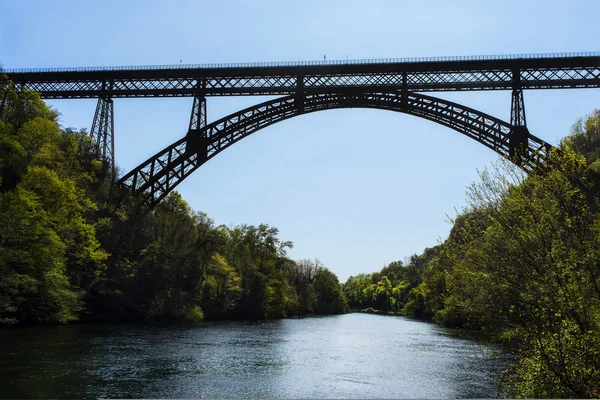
[
  {"xmin": 15, "ymin": 65, "xmax": 600, "ymax": 98},
  {"xmin": 90, "ymin": 97, "xmax": 114, "ymax": 169},
  {"xmin": 119, "ymin": 91, "xmax": 551, "ymax": 207}
]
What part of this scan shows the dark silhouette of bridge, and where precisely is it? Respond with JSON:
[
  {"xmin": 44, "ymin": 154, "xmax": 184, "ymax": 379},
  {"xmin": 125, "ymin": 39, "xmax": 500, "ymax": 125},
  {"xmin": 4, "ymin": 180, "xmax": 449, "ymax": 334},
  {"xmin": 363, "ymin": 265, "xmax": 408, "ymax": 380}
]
[{"xmin": 5, "ymin": 52, "xmax": 600, "ymax": 207}]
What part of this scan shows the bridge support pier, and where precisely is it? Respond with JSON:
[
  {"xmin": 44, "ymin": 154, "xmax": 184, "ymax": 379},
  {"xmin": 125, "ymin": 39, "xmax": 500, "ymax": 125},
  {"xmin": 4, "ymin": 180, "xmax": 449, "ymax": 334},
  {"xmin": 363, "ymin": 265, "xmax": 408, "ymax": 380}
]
[
  {"xmin": 508, "ymin": 71, "xmax": 530, "ymax": 164},
  {"xmin": 185, "ymin": 95, "xmax": 208, "ymax": 161},
  {"xmin": 90, "ymin": 96, "xmax": 115, "ymax": 177}
]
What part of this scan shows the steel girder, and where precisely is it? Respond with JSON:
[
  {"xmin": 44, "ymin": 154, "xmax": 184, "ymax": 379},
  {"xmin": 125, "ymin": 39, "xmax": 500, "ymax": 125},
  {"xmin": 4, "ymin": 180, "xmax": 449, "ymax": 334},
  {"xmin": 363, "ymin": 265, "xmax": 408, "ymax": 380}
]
[
  {"xmin": 119, "ymin": 91, "xmax": 551, "ymax": 208},
  {"xmin": 7, "ymin": 55, "xmax": 600, "ymax": 98}
]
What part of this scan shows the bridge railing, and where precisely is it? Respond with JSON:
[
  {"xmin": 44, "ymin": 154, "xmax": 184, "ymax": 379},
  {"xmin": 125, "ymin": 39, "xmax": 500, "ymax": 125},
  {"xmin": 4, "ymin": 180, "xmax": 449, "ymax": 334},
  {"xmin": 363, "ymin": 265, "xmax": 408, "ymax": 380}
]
[{"xmin": 6, "ymin": 52, "xmax": 600, "ymax": 74}]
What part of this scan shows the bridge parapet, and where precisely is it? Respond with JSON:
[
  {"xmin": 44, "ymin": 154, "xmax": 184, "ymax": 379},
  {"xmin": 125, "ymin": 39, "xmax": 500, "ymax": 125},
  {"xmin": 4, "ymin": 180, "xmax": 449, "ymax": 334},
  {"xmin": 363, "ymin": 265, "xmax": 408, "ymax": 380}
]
[
  {"xmin": 5, "ymin": 53, "xmax": 600, "ymax": 98},
  {"xmin": 6, "ymin": 52, "xmax": 600, "ymax": 73}
]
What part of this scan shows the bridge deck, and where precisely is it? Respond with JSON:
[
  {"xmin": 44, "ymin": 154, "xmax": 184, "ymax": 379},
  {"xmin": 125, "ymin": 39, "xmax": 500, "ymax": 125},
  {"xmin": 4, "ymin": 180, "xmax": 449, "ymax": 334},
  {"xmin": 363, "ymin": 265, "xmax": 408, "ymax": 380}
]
[{"xmin": 4, "ymin": 52, "xmax": 600, "ymax": 98}]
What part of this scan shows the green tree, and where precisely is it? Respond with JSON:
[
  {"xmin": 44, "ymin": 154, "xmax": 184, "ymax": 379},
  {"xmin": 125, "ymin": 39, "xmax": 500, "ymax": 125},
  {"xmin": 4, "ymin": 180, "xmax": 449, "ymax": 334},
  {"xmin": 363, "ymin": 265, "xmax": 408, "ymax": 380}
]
[
  {"xmin": 311, "ymin": 268, "xmax": 348, "ymax": 314},
  {"xmin": 202, "ymin": 253, "xmax": 242, "ymax": 318}
]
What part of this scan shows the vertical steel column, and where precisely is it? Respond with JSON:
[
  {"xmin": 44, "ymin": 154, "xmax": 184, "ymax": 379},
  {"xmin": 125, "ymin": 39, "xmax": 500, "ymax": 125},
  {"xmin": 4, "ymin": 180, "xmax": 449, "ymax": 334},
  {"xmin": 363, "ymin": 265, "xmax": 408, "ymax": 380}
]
[
  {"xmin": 185, "ymin": 94, "xmax": 208, "ymax": 160},
  {"xmin": 508, "ymin": 69, "xmax": 530, "ymax": 163},
  {"xmin": 510, "ymin": 88, "xmax": 527, "ymax": 127},
  {"xmin": 296, "ymin": 74, "xmax": 305, "ymax": 114},
  {"xmin": 189, "ymin": 94, "xmax": 207, "ymax": 131},
  {"xmin": 401, "ymin": 71, "xmax": 408, "ymax": 111},
  {"xmin": 90, "ymin": 96, "xmax": 115, "ymax": 176}
]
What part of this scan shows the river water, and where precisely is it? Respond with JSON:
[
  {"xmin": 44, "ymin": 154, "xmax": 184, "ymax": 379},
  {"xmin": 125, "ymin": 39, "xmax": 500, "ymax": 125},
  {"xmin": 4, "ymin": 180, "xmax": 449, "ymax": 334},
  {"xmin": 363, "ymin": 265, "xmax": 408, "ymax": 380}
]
[{"xmin": 0, "ymin": 313, "xmax": 509, "ymax": 398}]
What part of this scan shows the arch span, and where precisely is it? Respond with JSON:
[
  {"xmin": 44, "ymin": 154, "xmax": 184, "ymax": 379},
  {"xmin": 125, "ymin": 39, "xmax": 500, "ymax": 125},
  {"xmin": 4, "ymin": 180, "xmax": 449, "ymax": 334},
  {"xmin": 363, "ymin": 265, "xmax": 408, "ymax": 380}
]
[{"xmin": 119, "ymin": 91, "xmax": 552, "ymax": 207}]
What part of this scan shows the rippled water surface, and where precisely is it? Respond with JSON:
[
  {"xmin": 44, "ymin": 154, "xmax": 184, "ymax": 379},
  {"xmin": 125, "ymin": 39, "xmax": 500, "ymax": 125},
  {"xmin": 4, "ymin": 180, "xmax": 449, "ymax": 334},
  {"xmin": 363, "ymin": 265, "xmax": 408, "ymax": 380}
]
[{"xmin": 0, "ymin": 313, "xmax": 509, "ymax": 398}]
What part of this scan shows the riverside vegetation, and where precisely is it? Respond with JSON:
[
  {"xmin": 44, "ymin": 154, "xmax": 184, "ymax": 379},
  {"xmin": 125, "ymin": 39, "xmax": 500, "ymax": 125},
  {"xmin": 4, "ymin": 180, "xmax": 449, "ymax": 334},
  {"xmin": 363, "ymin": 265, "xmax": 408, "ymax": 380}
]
[
  {"xmin": 0, "ymin": 77, "xmax": 348, "ymax": 325},
  {"xmin": 343, "ymin": 110, "xmax": 600, "ymax": 397},
  {"xmin": 1, "ymin": 75, "xmax": 600, "ymax": 397}
]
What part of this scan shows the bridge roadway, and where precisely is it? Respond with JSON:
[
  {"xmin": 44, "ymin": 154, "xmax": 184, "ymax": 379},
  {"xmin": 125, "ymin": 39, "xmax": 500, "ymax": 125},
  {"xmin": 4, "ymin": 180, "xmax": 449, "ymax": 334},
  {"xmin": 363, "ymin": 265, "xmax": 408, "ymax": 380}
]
[{"xmin": 4, "ymin": 52, "xmax": 600, "ymax": 98}]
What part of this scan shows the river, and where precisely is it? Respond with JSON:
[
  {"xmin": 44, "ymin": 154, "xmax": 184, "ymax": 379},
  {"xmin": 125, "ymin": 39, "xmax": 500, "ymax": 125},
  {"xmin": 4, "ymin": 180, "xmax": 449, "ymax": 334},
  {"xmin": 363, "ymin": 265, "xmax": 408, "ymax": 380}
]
[{"xmin": 0, "ymin": 313, "xmax": 510, "ymax": 398}]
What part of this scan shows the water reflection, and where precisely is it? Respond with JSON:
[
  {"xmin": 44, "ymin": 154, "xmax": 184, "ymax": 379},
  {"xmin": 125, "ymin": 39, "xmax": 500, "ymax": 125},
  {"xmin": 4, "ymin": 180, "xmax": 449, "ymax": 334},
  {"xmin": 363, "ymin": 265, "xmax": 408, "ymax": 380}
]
[{"xmin": 0, "ymin": 314, "xmax": 508, "ymax": 398}]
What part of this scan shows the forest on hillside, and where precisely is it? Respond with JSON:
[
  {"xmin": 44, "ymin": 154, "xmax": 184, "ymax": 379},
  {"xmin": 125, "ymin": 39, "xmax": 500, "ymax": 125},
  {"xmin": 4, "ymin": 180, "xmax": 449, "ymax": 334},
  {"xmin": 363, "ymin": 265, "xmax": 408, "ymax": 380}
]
[
  {"xmin": 0, "ymin": 77, "xmax": 348, "ymax": 326},
  {"xmin": 343, "ymin": 109, "xmax": 600, "ymax": 397}
]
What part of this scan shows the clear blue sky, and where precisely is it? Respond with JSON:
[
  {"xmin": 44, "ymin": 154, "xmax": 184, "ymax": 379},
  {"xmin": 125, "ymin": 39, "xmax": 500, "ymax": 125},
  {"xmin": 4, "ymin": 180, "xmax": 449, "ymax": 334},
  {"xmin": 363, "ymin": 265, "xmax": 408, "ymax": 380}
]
[{"xmin": 2, "ymin": 0, "xmax": 599, "ymax": 282}]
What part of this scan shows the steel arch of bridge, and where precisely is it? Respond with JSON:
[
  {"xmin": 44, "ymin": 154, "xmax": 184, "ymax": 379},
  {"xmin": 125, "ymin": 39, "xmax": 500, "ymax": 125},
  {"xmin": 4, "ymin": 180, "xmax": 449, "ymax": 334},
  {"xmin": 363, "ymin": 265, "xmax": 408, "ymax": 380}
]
[{"xmin": 119, "ymin": 91, "xmax": 551, "ymax": 208}]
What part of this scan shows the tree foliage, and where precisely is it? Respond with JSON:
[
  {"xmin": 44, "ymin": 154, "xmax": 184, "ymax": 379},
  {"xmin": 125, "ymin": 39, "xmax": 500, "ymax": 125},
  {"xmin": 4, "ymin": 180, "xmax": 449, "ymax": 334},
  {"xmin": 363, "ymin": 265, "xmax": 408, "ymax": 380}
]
[
  {"xmin": 347, "ymin": 110, "xmax": 600, "ymax": 397},
  {"xmin": 0, "ymin": 78, "xmax": 347, "ymax": 326}
]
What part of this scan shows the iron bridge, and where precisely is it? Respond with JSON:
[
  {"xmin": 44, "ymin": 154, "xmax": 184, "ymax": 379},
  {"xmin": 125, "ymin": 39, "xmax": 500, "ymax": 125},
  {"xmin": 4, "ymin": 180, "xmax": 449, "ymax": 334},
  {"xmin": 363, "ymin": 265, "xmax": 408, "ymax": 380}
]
[{"xmin": 3, "ymin": 52, "xmax": 600, "ymax": 208}]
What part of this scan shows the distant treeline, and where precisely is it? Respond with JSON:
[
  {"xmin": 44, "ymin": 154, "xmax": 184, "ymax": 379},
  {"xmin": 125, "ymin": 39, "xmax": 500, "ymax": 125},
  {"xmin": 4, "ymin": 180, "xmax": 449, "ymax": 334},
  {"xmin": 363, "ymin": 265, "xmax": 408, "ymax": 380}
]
[
  {"xmin": 343, "ymin": 109, "xmax": 600, "ymax": 397},
  {"xmin": 0, "ymin": 76, "xmax": 347, "ymax": 327}
]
